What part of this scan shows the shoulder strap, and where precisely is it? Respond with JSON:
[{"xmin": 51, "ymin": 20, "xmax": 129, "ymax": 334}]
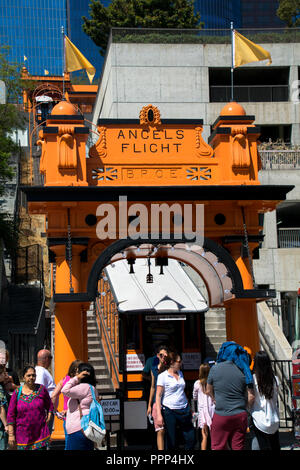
[
  {"xmin": 78, "ymin": 400, "xmax": 83, "ymax": 419},
  {"xmin": 17, "ymin": 386, "xmax": 22, "ymax": 401},
  {"xmin": 89, "ymin": 384, "xmax": 97, "ymax": 401}
]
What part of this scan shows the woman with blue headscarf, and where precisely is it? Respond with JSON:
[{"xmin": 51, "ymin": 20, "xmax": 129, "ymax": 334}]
[{"xmin": 206, "ymin": 341, "xmax": 255, "ymax": 450}]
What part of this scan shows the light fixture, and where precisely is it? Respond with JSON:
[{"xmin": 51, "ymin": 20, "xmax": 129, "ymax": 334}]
[
  {"xmin": 155, "ymin": 256, "xmax": 168, "ymax": 275},
  {"xmin": 127, "ymin": 258, "xmax": 135, "ymax": 274},
  {"xmin": 146, "ymin": 258, "xmax": 153, "ymax": 283}
]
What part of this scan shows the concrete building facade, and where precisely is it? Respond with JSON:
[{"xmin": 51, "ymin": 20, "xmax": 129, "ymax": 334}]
[
  {"xmin": 92, "ymin": 31, "xmax": 300, "ymax": 349},
  {"xmin": 92, "ymin": 40, "xmax": 300, "ymax": 145}
]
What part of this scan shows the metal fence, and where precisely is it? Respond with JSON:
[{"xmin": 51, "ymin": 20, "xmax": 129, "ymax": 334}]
[
  {"xmin": 271, "ymin": 360, "xmax": 293, "ymax": 429},
  {"xmin": 210, "ymin": 85, "xmax": 289, "ymax": 103},
  {"xmin": 110, "ymin": 27, "xmax": 300, "ymax": 44},
  {"xmin": 12, "ymin": 244, "xmax": 44, "ymax": 286},
  {"xmin": 260, "ymin": 150, "xmax": 300, "ymax": 169},
  {"xmin": 278, "ymin": 228, "xmax": 300, "ymax": 248}
]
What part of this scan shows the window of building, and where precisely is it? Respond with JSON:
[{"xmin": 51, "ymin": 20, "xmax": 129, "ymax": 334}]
[
  {"xmin": 258, "ymin": 125, "xmax": 291, "ymax": 143},
  {"xmin": 209, "ymin": 67, "xmax": 290, "ymax": 102}
]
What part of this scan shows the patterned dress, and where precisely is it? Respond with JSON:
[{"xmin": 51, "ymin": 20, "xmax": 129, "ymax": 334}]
[
  {"xmin": 7, "ymin": 384, "xmax": 53, "ymax": 450},
  {"xmin": 192, "ymin": 380, "xmax": 215, "ymax": 429}
]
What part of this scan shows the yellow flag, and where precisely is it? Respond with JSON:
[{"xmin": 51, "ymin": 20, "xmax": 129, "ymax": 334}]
[
  {"xmin": 44, "ymin": 69, "xmax": 49, "ymax": 75},
  {"xmin": 65, "ymin": 35, "xmax": 95, "ymax": 84},
  {"xmin": 24, "ymin": 55, "xmax": 27, "ymax": 61},
  {"xmin": 234, "ymin": 30, "xmax": 272, "ymax": 68}
]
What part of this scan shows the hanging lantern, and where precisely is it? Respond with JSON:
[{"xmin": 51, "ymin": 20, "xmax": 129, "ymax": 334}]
[
  {"xmin": 127, "ymin": 257, "xmax": 135, "ymax": 274},
  {"xmin": 146, "ymin": 258, "xmax": 153, "ymax": 283},
  {"xmin": 155, "ymin": 253, "xmax": 168, "ymax": 275}
]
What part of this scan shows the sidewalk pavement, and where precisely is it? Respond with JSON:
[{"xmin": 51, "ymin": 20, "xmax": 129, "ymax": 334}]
[
  {"xmin": 278, "ymin": 429, "xmax": 299, "ymax": 450},
  {"xmin": 49, "ymin": 429, "xmax": 299, "ymax": 451}
]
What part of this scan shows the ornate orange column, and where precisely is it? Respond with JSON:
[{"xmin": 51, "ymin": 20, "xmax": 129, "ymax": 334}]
[
  {"xmin": 50, "ymin": 244, "xmax": 89, "ymax": 440},
  {"xmin": 225, "ymin": 241, "xmax": 260, "ymax": 355}
]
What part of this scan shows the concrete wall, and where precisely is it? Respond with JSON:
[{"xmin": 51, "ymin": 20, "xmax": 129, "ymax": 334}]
[
  {"xmin": 91, "ymin": 39, "xmax": 300, "ymax": 347},
  {"xmin": 259, "ymin": 169, "xmax": 300, "ymax": 201},
  {"xmin": 254, "ymin": 248, "xmax": 300, "ymax": 292},
  {"xmin": 93, "ymin": 42, "xmax": 300, "ymax": 144}
]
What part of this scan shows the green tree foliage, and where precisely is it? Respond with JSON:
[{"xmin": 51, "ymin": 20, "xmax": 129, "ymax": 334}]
[
  {"xmin": 276, "ymin": 0, "xmax": 300, "ymax": 27},
  {"xmin": 0, "ymin": 47, "xmax": 27, "ymax": 193},
  {"xmin": 83, "ymin": 0, "xmax": 203, "ymax": 56}
]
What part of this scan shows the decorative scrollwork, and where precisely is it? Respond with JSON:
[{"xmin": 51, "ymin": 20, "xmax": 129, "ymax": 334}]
[
  {"xmin": 231, "ymin": 127, "xmax": 251, "ymax": 168},
  {"xmin": 57, "ymin": 126, "xmax": 77, "ymax": 169},
  {"xmin": 195, "ymin": 127, "xmax": 214, "ymax": 158},
  {"xmin": 139, "ymin": 104, "xmax": 161, "ymax": 126},
  {"xmin": 89, "ymin": 126, "xmax": 107, "ymax": 159}
]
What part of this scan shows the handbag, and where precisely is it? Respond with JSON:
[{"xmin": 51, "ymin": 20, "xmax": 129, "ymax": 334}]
[{"xmin": 78, "ymin": 385, "xmax": 106, "ymax": 446}]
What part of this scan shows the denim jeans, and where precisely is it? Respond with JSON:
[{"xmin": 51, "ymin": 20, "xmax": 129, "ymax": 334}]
[
  {"xmin": 162, "ymin": 405, "xmax": 195, "ymax": 450},
  {"xmin": 0, "ymin": 432, "xmax": 8, "ymax": 450},
  {"xmin": 65, "ymin": 430, "xmax": 94, "ymax": 451}
]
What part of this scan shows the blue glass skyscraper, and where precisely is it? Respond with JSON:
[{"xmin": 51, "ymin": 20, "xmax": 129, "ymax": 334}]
[
  {"xmin": 0, "ymin": 0, "xmax": 102, "ymax": 79},
  {"xmin": 194, "ymin": 0, "xmax": 242, "ymax": 29},
  {"xmin": 0, "ymin": 0, "xmax": 67, "ymax": 76},
  {"xmin": 67, "ymin": 0, "xmax": 108, "ymax": 80},
  {"xmin": 0, "ymin": 0, "xmax": 286, "ymax": 81}
]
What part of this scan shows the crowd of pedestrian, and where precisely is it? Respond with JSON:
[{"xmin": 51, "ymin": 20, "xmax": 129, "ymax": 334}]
[
  {"xmin": 0, "ymin": 340, "xmax": 281, "ymax": 451},
  {"xmin": 144, "ymin": 341, "xmax": 281, "ymax": 451}
]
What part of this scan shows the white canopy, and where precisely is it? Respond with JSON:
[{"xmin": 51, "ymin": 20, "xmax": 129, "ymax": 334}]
[
  {"xmin": 35, "ymin": 95, "xmax": 53, "ymax": 102},
  {"xmin": 104, "ymin": 258, "xmax": 208, "ymax": 314}
]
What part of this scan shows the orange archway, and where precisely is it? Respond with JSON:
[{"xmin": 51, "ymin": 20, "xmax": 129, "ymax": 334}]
[{"xmin": 23, "ymin": 100, "xmax": 293, "ymax": 439}]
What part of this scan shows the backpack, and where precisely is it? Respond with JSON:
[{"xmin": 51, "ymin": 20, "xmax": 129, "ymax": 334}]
[{"xmin": 78, "ymin": 384, "xmax": 106, "ymax": 446}]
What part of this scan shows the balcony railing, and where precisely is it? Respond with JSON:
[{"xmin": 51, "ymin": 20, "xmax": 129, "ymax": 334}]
[
  {"xmin": 110, "ymin": 27, "xmax": 300, "ymax": 45},
  {"xmin": 260, "ymin": 150, "xmax": 300, "ymax": 169},
  {"xmin": 210, "ymin": 85, "xmax": 289, "ymax": 103},
  {"xmin": 278, "ymin": 228, "xmax": 300, "ymax": 248}
]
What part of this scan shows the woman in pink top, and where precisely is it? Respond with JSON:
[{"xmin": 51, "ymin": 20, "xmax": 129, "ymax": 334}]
[
  {"xmin": 192, "ymin": 363, "xmax": 215, "ymax": 450},
  {"xmin": 62, "ymin": 362, "xmax": 98, "ymax": 450},
  {"xmin": 51, "ymin": 359, "xmax": 82, "ymax": 449}
]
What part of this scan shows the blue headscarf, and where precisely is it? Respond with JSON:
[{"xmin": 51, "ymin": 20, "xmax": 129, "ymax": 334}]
[{"xmin": 216, "ymin": 341, "xmax": 253, "ymax": 386}]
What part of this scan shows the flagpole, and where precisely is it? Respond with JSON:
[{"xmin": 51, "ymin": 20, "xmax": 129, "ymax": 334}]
[
  {"xmin": 230, "ymin": 21, "xmax": 234, "ymax": 102},
  {"xmin": 61, "ymin": 25, "xmax": 65, "ymax": 99}
]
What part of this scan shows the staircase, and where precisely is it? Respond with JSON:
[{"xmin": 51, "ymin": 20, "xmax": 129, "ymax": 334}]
[
  {"xmin": 204, "ymin": 308, "xmax": 227, "ymax": 360},
  {"xmin": 87, "ymin": 305, "xmax": 115, "ymax": 396},
  {"xmin": 87, "ymin": 305, "xmax": 118, "ymax": 449}
]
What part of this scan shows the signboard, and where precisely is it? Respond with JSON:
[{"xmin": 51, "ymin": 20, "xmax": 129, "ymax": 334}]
[
  {"xmin": 145, "ymin": 315, "xmax": 186, "ymax": 321},
  {"xmin": 124, "ymin": 401, "xmax": 147, "ymax": 430},
  {"xmin": 126, "ymin": 353, "xmax": 145, "ymax": 371},
  {"xmin": 101, "ymin": 399, "xmax": 120, "ymax": 416},
  {"xmin": 182, "ymin": 352, "xmax": 202, "ymax": 370},
  {"xmin": 87, "ymin": 104, "xmax": 215, "ymax": 187}
]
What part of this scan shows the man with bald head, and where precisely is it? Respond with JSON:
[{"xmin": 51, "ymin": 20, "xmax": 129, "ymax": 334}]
[
  {"xmin": 35, "ymin": 349, "xmax": 56, "ymax": 396},
  {"xmin": 35, "ymin": 349, "xmax": 56, "ymax": 436}
]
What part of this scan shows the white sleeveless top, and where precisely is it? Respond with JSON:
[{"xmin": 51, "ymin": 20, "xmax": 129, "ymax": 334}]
[{"xmin": 251, "ymin": 374, "xmax": 280, "ymax": 434}]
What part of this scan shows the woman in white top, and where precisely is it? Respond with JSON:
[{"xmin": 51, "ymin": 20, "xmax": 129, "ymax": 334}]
[
  {"xmin": 250, "ymin": 351, "xmax": 280, "ymax": 450},
  {"xmin": 155, "ymin": 351, "xmax": 194, "ymax": 450}
]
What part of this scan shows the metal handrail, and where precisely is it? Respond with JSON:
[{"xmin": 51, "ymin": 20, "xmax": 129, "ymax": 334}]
[
  {"xmin": 34, "ymin": 284, "xmax": 45, "ymax": 334},
  {"xmin": 260, "ymin": 150, "xmax": 300, "ymax": 169},
  {"xmin": 95, "ymin": 298, "xmax": 120, "ymax": 388},
  {"xmin": 278, "ymin": 229, "xmax": 300, "ymax": 248},
  {"xmin": 259, "ymin": 322, "xmax": 293, "ymax": 428}
]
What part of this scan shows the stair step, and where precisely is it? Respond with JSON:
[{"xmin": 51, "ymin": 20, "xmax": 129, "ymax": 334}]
[{"xmin": 97, "ymin": 384, "xmax": 115, "ymax": 392}]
